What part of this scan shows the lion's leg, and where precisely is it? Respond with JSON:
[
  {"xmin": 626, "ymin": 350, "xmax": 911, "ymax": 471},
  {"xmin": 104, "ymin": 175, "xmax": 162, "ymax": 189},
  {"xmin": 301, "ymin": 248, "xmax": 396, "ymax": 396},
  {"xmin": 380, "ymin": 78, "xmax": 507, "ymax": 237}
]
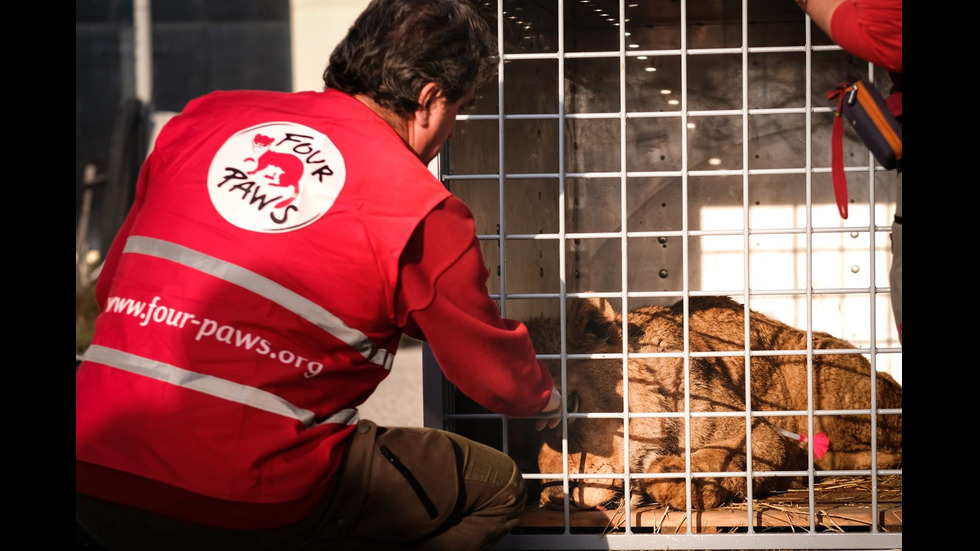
[
  {"xmin": 813, "ymin": 410, "xmax": 903, "ymax": 470},
  {"xmin": 643, "ymin": 455, "xmax": 691, "ymax": 510},
  {"xmin": 818, "ymin": 450, "xmax": 903, "ymax": 470},
  {"xmin": 742, "ymin": 421, "xmax": 810, "ymax": 497},
  {"xmin": 644, "ymin": 421, "xmax": 808, "ymax": 510},
  {"xmin": 642, "ymin": 450, "xmax": 739, "ymax": 511}
]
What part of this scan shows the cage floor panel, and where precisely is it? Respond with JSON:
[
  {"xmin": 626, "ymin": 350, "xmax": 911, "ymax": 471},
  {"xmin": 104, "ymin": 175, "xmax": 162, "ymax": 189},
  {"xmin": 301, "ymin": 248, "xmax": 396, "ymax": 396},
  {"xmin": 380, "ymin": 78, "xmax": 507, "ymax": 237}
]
[{"xmin": 516, "ymin": 476, "xmax": 902, "ymax": 534}]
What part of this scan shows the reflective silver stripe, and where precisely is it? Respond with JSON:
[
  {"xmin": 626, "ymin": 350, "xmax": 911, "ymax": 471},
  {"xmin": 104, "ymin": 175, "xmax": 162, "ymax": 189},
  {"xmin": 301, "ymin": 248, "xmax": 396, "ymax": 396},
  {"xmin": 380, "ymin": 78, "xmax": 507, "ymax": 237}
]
[
  {"xmin": 83, "ymin": 345, "xmax": 359, "ymax": 428},
  {"xmin": 371, "ymin": 348, "xmax": 396, "ymax": 371},
  {"xmin": 125, "ymin": 236, "xmax": 393, "ymax": 370}
]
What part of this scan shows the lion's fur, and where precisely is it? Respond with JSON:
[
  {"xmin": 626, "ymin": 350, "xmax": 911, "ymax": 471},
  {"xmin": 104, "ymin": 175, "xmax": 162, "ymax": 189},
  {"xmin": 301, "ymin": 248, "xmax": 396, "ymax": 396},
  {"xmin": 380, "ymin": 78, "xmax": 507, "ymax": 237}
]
[{"xmin": 520, "ymin": 296, "xmax": 902, "ymax": 511}]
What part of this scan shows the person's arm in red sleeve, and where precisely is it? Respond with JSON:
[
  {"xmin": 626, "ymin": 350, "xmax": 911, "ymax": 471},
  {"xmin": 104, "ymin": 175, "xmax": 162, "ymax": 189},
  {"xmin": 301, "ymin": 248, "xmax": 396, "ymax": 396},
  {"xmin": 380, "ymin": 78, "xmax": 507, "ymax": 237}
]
[
  {"xmin": 796, "ymin": 0, "xmax": 902, "ymax": 74},
  {"xmin": 95, "ymin": 153, "xmax": 151, "ymax": 310},
  {"xmin": 395, "ymin": 196, "xmax": 559, "ymax": 419},
  {"xmin": 829, "ymin": 0, "xmax": 901, "ymax": 74}
]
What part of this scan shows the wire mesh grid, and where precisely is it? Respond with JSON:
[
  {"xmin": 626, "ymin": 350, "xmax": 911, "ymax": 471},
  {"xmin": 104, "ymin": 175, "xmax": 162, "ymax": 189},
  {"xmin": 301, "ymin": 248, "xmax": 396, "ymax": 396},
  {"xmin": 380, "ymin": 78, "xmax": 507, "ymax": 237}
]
[{"xmin": 426, "ymin": 1, "xmax": 902, "ymax": 549}]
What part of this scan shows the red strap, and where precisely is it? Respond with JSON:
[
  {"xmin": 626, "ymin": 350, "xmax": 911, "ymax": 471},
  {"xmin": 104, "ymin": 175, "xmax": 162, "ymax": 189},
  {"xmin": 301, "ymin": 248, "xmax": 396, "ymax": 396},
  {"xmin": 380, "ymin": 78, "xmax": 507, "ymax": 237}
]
[{"xmin": 827, "ymin": 83, "xmax": 849, "ymax": 220}]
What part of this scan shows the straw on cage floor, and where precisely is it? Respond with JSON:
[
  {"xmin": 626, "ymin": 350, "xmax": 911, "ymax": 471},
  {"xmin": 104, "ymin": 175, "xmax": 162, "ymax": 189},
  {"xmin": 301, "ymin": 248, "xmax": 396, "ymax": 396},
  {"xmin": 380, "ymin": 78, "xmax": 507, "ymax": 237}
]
[{"xmin": 516, "ymin": 475, "xmax": 902, "ymax": 534}]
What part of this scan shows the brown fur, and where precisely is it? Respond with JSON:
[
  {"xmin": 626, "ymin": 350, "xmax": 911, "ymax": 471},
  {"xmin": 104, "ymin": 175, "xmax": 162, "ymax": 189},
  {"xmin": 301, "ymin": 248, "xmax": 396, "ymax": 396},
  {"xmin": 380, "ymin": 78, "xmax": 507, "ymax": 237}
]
[{"xmin": 520, "ymin": 296, "xmax": 902, "ymax": 511}]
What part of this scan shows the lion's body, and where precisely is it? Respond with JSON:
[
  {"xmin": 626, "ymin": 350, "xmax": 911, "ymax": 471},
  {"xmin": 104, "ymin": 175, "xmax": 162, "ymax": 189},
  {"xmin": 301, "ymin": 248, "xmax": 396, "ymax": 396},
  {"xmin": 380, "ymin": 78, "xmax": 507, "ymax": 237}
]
[{"xmin": 524, "ymin": 296, "xmax": 902, "ymax": 511}]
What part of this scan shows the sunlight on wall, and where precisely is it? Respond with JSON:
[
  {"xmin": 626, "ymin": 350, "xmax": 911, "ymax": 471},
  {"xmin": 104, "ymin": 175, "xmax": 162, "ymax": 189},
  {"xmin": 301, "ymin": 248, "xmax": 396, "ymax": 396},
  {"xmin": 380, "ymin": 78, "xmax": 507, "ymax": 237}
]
[{"xmin": 700, "ymin": 202, "xmax": 902, "ymax": 385}]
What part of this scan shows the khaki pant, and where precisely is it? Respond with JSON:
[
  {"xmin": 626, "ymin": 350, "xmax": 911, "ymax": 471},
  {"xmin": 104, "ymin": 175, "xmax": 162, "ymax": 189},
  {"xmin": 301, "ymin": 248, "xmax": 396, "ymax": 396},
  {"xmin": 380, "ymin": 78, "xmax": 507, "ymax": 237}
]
[{"xmin": 77, "ymin": 420, "xmax": 526, "ymax": 551}]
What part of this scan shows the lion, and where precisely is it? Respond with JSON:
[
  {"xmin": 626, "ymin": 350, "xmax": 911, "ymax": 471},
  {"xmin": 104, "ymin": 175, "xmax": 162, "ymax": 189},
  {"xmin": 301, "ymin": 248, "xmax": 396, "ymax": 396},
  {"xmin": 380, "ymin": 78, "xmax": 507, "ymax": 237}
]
[{"xmin": 519, "ymin": 296, "xmax": 902, "ymax": 512}]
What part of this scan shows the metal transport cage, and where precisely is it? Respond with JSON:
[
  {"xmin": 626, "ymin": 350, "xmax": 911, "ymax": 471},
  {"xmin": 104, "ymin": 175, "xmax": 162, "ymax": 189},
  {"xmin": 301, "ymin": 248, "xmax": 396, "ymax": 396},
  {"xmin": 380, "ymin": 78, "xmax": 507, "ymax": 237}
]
[{"xmin": 423, "ymin": 1, "xmax": 902, "ymax": 549}]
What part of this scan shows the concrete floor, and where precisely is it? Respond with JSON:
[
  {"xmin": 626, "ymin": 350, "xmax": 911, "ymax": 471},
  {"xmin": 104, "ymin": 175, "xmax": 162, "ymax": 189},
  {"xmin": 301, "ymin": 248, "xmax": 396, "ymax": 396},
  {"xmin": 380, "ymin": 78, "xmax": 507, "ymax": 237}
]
[{"xmin": 358, "ymin": 336, "xmax": 426, "ymax": 428}]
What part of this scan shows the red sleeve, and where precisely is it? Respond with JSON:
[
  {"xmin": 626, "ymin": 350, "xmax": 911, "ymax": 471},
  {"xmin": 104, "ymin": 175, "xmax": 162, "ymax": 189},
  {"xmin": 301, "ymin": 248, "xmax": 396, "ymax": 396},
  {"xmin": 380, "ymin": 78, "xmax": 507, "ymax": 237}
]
[
  {"xmin": 95, "ymin": 153, "xmax": 151, "ymax": 310},
  {"xmin": 395, "ymin": 197, "xmax": 555, "ymax": 417},
  {"xmin": 830, "ymin": 0, "xmax": 902, "ymax": 73}
]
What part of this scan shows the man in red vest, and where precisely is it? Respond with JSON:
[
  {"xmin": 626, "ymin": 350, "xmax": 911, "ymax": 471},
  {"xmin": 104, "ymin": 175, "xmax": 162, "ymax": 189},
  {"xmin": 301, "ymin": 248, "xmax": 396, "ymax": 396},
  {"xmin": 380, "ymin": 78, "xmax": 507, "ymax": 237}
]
[{"xmin": 76, "ymin": 1, "xmax": 561, "ymax": 549}]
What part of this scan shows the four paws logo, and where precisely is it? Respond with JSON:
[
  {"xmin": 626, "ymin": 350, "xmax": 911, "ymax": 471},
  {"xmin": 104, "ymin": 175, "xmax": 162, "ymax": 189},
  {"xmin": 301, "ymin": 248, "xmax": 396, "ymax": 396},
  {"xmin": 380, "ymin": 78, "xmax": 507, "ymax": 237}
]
[{"xmin": 208, "ymin": 122, "xmax": 346, "ymax": 232}]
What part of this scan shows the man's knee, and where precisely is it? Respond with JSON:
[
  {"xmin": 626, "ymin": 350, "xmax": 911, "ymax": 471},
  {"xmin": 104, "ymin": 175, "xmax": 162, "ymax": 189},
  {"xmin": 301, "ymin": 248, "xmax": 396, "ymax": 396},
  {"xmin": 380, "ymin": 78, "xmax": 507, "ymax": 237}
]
[
  {"xmin": 441, "ymin": 430, "xmax": 528, "ymax": 512},
  {"xmin": 501, "ymin": 463, "xmax": 527, "ymax": 525},
  {"xmin": 492, "ymin": 456, "xmax": 527, "ymax": 515}
]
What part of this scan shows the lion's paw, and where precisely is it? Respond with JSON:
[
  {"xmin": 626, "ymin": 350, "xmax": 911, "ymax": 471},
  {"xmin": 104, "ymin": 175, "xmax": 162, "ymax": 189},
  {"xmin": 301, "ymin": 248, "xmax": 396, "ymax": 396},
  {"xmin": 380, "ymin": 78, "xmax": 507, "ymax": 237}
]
[{"xmin": 644, "ymin": 456, "xmax": 732, "ymax": 511}]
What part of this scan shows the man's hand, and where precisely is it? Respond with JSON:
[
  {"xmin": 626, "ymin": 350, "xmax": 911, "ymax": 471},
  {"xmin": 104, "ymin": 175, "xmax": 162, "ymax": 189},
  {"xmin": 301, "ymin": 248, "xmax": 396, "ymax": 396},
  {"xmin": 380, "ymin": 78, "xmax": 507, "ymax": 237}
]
[{"xmin": 535, "ymin": 386, "xmax": 562, "ymax": 431}]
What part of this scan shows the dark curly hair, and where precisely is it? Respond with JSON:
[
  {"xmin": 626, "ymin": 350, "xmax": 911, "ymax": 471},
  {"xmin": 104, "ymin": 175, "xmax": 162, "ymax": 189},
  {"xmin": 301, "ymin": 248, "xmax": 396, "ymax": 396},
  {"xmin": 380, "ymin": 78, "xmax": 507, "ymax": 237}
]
[{"xmin": 323, "ymin": 0, "xmax": 498, "ymax": 115}]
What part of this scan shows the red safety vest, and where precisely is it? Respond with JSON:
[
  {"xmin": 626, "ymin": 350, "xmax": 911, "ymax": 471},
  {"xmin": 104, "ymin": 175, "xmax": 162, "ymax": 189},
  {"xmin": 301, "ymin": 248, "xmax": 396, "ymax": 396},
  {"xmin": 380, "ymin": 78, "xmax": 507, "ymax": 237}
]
[{"xmin": 76, "ymin": 89, "xmax": 451, "ymax": 528}]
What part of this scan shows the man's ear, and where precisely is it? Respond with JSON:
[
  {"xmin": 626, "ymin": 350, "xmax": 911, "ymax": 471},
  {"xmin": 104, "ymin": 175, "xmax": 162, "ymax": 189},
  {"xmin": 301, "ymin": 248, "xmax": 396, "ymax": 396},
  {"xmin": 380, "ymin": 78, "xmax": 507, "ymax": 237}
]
[{"xmin": 414, "ymin": 82, "xmax": 443, "ymax": 127}]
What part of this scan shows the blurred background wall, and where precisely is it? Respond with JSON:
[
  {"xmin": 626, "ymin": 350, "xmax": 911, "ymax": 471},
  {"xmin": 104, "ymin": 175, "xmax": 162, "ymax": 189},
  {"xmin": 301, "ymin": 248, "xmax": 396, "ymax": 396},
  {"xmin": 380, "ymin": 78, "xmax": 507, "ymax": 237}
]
[{"xmin": 75, "ymin": 0, "xmax": 422, "ymax": 427}]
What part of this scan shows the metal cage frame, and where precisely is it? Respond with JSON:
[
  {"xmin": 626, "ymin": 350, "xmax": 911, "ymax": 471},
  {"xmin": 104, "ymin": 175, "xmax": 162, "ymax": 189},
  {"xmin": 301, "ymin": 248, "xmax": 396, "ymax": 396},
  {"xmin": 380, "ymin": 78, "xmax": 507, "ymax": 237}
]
[{"xmin": 424, "ymin": 1, "xmax": 902, "ymax": 549}]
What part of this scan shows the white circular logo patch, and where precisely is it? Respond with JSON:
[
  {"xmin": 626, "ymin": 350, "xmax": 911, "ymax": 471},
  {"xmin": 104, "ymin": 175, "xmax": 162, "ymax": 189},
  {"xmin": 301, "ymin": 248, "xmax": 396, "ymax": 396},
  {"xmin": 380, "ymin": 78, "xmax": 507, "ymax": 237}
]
[{"xmin": 207, "ymin": 122, "xmax": 346, "ymax": 232}]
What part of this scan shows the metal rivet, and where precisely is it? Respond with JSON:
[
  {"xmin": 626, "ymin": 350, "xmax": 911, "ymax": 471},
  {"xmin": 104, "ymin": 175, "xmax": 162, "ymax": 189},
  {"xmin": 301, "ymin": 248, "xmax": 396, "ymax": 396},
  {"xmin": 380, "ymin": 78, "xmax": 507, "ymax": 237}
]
[{"xmin": 659, "ymin": 269, "xmax": 669, "ymax": 279}]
